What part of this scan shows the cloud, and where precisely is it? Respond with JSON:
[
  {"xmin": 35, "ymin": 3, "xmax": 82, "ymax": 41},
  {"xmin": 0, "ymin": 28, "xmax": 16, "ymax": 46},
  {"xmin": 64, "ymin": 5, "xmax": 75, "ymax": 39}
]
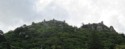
[
  {"xmin": 0, "ymin": 0, "xmax": 125, "ymax": 33},
  {"xmin": 0, "ymin": 0, "xmax": 70, "ymax": 32},
  {"xmin": 36, "ymin": 0, "xmax": 125, "ymax": 33},
  {"xmin": 0, "ymin": 0, "xmax": 38, "ymax": 32},
  {"xmin": 37, "ymin": 3, "xmax": 70, "ymax": 20}
]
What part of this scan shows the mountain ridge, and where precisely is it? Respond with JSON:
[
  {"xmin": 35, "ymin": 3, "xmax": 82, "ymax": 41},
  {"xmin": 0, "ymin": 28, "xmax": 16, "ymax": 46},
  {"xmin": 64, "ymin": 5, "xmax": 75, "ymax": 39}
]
[{"xmin": 0, "ymin": 19, "xmax": 125, "ymax": 49}]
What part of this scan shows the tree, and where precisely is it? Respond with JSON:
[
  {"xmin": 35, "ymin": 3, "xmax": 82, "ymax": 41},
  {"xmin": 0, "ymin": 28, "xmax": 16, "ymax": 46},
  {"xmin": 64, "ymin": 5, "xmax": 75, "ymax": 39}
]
[{"xmin": 87, "ymin": 31, "xmax": 103, "ymax": 49}]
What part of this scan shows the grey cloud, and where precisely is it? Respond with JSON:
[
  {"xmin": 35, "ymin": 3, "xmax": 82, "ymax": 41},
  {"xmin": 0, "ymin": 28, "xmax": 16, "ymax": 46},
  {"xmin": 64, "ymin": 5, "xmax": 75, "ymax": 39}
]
[
  {"xmin": 38, "ymin": 2, "xmax": 69, "ymax": 21},
  {"xmin": 0, "ymin": 0, "xmax": 125, "ymax": 34},
  {"xmin": 0, "ymin": 0, "xmax": 38, "ymax": 22},
  {"xmin": 0, "ymin": 0, "xmax": 39, "ymax": 32},
  {"xmin": 0, "ymin": 0, "xmax": 69, "ymax": 32}
]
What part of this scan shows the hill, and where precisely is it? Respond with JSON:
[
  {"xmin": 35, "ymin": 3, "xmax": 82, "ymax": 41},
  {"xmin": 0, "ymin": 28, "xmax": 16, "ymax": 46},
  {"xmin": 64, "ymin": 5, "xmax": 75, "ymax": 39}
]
[
  {"xmin": 0, "ymin": 30, "xmax": 10, "ymax": 49},
  {"xmin": 1, "ymin": 19, "xmax": 125, "ymax": 49}
]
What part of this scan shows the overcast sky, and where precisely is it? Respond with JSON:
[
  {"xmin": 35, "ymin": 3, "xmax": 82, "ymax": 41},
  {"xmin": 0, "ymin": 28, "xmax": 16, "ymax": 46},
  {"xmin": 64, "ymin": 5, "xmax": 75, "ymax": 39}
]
[{"xmin": 0, "ymin": 0, "xmax": 125, "ymax": 33}]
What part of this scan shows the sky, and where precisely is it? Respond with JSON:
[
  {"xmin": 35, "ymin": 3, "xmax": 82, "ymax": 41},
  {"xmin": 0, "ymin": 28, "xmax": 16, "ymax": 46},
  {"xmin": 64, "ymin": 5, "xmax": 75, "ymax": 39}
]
[{"xmin": 0, "ymin": 0, "xmax": 125, "ymax": 33}]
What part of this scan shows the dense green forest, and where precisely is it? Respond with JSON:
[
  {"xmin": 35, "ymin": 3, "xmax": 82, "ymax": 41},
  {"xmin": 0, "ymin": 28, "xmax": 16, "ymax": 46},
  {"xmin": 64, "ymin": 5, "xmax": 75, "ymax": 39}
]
[{"xmin": 0, "ymin": 19, "xmax": 125, "ymax": 49}]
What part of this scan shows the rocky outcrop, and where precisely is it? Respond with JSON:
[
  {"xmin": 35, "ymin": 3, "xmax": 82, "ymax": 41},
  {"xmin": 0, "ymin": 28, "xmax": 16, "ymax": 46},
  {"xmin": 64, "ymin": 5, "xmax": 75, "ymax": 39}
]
[
  {"xmin": 82, "ymin": 21, "xmax": 116, "ymax": 32},
  {"xmin": 110, "ymin": 26, "xmax": 116, "ymax": 32},
  {"xmin": 0, "ymin": 30, "xmax": 3, "ymax": 35}
]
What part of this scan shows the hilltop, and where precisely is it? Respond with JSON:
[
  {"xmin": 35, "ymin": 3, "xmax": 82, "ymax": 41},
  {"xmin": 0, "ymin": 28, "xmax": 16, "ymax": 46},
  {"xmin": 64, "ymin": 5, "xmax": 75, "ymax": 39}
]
[{"xmin": 0, "ymin": 19, "xmax": 125, "ymax": 49}]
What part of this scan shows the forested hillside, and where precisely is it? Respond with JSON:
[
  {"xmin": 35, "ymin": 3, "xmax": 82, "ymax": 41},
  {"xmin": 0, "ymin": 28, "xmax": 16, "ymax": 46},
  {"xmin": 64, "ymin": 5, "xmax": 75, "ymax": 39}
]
[{"xmin": 0, "ymin": 19, "xmax": 125, "ymax": 49}]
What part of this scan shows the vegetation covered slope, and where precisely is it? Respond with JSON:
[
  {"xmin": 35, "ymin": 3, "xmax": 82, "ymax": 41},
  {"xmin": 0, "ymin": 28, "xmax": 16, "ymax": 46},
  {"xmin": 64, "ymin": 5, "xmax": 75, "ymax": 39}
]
[
  {"xmin": 0, "ymin": 30, "xmax": 10, "ymax": 49},
  {"xmin": 1, "ymin": 19, "xmax": 125, "ymax": 49}
]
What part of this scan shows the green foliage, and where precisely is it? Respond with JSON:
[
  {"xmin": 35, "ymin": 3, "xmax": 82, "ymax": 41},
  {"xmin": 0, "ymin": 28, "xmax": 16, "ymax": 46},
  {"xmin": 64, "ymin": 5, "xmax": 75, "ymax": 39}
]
[
  {"xmin": 0, "ymin": 35, "xmax": 10, "ymax": 49},
  {"xmin": 115, "ymin": 45, "xmax": 125, "ymax": 49},
  {"xmin": 1, "ymin": 19, "xmax": 125, "ymax": 49}
]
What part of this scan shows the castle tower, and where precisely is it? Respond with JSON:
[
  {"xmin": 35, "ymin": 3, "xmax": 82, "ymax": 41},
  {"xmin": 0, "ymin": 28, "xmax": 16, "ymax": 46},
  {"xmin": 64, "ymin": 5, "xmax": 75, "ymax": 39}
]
[
  {"xmin": 110, "ymin": 26, "xmax": 115, "ymax": 32},
  {"xmin": 100, "ymin": 21, "xmax": 103, "ymax": 24}
]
